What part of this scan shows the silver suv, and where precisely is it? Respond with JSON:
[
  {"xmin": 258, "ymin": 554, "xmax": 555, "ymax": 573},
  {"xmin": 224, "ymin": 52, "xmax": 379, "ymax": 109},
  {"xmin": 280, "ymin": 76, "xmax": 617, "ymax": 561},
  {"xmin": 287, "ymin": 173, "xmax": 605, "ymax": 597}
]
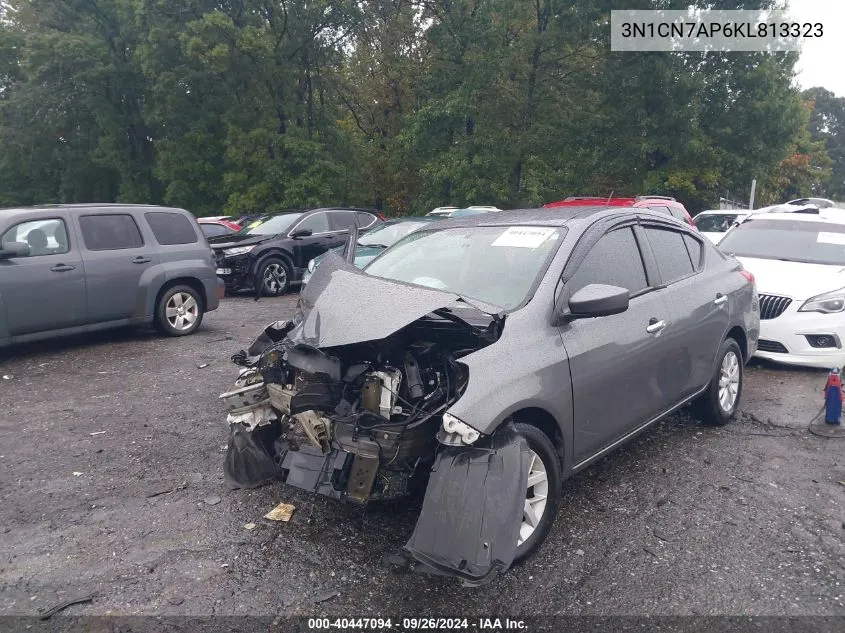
[{"xmin": 0, "ymin": 204, "xmax": 223, "ymax": 346}]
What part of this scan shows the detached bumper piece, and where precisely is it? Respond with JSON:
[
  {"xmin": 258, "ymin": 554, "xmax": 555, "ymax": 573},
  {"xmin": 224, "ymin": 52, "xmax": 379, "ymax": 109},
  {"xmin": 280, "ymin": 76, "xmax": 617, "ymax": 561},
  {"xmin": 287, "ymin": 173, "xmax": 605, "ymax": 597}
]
[{"xmin": 403, "ymin": 423, "xmax": 530, "ymax": 586}]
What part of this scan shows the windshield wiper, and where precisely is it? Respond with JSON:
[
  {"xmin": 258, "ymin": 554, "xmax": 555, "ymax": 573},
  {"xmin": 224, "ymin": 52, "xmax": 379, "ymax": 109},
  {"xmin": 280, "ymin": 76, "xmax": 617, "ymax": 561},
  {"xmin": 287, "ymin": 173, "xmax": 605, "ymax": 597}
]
[{"xmin": 359, "ymin": 243, "xmax": 388, "ymax": 249}]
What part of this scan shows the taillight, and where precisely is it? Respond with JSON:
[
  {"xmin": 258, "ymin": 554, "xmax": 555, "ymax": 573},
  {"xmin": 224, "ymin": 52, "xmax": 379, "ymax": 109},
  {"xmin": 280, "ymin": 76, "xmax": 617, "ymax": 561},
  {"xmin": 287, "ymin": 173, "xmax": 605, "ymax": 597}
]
[{"xmin": 740, "ymin": 270, "xmax": 755, "ymax": 284}]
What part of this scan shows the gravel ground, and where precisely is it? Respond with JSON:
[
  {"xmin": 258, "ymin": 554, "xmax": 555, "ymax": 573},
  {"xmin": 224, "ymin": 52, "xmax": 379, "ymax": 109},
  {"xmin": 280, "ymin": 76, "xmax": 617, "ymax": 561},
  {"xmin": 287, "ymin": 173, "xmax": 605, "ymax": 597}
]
[{"xmin": 1, "ymin": 294, "xmax": 844, "ymax": 617}]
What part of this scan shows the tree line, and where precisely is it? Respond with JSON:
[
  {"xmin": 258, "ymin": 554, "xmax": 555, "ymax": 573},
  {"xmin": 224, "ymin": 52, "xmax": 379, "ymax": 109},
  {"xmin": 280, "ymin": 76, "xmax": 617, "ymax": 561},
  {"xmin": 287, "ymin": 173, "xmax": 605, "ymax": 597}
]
[{"xmin": 0, "ymin": 0, "xmax": 842, "ymax": 217}]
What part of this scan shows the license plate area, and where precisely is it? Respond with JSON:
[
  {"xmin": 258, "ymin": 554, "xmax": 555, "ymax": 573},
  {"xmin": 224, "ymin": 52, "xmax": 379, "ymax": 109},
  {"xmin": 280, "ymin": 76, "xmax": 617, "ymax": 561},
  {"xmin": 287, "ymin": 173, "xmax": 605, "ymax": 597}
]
[{"xmin": 216, "ymin": 267, "xmax": 232, "ymax": 275}]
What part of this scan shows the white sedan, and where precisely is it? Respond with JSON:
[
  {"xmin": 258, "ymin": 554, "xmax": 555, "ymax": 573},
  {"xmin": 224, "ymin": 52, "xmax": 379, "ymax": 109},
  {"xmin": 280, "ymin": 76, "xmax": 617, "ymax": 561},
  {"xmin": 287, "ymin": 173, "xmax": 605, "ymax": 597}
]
[{"xmin": 719, "ymin": 211, "xmax": 845, "ymax": 369}]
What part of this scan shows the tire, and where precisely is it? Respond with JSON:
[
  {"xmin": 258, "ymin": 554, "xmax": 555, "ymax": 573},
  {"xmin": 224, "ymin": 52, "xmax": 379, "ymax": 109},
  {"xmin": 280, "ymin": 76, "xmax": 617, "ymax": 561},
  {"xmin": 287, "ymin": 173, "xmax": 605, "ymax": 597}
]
[
  {"xmin": 256, "ymin": 257, "xmax": 291, "ymax": 296},
  {"xmin": 692, "ymin": 338, "xmax": 743, "ymax": 426},
  {"xmin": 155, "ymin": 285, "xmax": 204, "ymax": 337},
  {"xmin": 513, "ymin": 422, "xmax": 562, "ymax": 563}
]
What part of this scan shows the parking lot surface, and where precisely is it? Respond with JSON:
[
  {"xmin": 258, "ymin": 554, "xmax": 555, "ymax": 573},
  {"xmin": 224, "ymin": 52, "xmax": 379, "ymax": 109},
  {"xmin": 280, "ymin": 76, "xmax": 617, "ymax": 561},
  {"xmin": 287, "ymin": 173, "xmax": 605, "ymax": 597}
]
[{"xmin": 1, "ymin": 295, "xmax": 844, "ymax": 616}]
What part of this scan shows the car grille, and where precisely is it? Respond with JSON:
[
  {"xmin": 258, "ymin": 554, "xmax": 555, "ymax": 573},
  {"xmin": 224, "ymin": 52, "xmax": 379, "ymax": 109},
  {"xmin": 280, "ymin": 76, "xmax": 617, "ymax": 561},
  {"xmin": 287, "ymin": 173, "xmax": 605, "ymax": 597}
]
[
  {"xmin": 757, "ymin": 339, "xmax": 789, "ymax": 354},
  {"xmin": 758, "ymin": 294, "xmax": 792, "ymax": 320}
]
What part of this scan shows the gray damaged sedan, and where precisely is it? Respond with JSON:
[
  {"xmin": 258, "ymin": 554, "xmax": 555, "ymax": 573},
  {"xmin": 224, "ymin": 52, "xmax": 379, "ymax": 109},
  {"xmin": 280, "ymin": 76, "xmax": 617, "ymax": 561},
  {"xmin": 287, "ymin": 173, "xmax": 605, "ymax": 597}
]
[{"xmin": 220, "ymin": 207, "xmax": 760, "ymax": 585}]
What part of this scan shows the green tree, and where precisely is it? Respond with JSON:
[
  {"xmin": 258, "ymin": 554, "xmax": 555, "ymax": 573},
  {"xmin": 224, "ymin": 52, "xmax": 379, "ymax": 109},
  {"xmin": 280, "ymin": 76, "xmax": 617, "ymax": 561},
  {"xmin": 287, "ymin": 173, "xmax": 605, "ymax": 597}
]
[{"xmin": 803, "ymin": 87, "xmax": 845, "ymax": 200}]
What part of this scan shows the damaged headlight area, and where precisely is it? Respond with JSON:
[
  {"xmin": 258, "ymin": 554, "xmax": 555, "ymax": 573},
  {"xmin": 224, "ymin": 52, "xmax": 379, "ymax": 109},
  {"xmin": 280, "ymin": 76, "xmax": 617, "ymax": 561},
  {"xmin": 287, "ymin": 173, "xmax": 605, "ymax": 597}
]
[
  {"xmin": 221, "ymin": 314, "xmax": 496, "ymax": 505},
  {"xmin": 440, "ymin": 412, "xmax": 481, "ymax": 445}
]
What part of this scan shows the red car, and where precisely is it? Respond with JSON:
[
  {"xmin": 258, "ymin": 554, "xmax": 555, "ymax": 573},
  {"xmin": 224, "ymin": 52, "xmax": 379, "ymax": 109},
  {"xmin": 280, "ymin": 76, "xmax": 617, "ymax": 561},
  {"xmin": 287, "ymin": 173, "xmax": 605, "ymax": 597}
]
[
  {"xmin": 544, "ymin": 196, "xmax": 696, "ymax": 229},
  {"xmin": 197, "ymin": 217, "xmax": 243, "ymax": 239}
]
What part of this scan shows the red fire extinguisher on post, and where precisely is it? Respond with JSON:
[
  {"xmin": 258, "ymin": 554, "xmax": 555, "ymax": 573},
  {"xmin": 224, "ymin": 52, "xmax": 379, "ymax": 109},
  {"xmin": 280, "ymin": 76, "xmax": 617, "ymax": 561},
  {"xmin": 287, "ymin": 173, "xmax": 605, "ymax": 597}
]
[{"xmin": 823, "ymin": 367, "xmax": 843, "ymax": 425}]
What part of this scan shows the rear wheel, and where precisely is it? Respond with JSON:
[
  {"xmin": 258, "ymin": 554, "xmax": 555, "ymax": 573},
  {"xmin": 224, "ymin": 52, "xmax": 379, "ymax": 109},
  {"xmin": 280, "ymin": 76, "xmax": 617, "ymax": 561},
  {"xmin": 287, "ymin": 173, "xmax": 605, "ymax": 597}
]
[
  {"xmin": 155, "ymin": 285, "xmax": 204, "ymax": 336},
  {"xmin": 693, "ymin": 338, "xmax": 743, "ymax": 426},
  {"xmin": 513, "ymin": 423, "xmax": 561, "ymax": 562}
]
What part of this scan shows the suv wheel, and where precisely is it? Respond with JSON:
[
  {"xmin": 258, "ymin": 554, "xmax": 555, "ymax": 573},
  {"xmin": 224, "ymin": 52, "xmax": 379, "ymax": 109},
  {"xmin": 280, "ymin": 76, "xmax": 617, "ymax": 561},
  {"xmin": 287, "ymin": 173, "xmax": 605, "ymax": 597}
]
[
  {"xmin": 155, "ymin": 285, "xmax": 204, "ymax": 337},
  {"xmin": 693, "ymin": 338, "xmax": 743, "ymax": 426},
  {"xmin": 513, "ymin": 423, "xmax": 561, "ymax": 562},
  {"xmin": 258, "ymin": 258, "xmax": 291, "ymax": 296}
]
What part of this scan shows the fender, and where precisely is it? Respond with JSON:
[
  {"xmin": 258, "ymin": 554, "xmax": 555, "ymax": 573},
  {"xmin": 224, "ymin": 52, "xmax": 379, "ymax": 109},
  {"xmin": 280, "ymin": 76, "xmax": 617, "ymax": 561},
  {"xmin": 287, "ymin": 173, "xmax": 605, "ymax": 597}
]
[
  {"xmin": 253, "ymin": 249, "xmax": 295, "ymax": 274},
  {"xmin": 141, "ymin": 259, "xmax": 215, "ymax": 318}
]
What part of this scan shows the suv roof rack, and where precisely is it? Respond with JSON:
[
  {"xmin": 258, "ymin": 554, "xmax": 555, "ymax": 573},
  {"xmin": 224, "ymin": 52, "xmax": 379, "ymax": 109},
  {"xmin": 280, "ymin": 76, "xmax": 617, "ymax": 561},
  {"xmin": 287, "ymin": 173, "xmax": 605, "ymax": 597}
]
[{"xmin": 637, "ymin": 195, "xmax": 676, "ymax": 202}]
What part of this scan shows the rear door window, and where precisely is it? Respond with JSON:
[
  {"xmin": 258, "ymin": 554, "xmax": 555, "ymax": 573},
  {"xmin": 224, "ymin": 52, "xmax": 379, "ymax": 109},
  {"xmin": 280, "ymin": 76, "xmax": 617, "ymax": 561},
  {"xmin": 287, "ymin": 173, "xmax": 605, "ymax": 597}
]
[
  {"xmin": 1, "ymin": 218, "xmax": 70, "ymax": 256},
  {"xmin": 79, "ymin": 214, "xmax": 144, "ymax": 251},
  {"xmin": 293, "ymin": 212, "xmax": 330, "ymax": 235},
  {"xmin": 329, "ymin": 211, "xmax": 358, "ymax": 231},
  {"xmin": 145, "ymin": 211, "xmax": 199, "ymax": 245},
  {"xmin": 643, "ymin": 226, "xmax": 695, "ymax": 284},
  {"xmin": 567, "ymin": 227, "xmax": 648, "ymax": 295}
]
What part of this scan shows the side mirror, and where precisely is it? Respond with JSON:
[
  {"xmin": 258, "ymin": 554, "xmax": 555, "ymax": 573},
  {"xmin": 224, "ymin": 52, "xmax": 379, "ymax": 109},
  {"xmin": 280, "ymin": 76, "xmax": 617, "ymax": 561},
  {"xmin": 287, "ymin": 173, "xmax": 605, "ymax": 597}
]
[
  {"xmin": 290, "ymin": 228, "xmax": 313, "ymax": 239},
  {"xmin": 554, "ymin": 284, "xmax": 629, "ymax": 324},
  {"xmin": 569, "ymin": 284, "xmax": 629, "ymax": 318},
  {"xmin": 0, "ymin": 241, "xmax": 30, "ymax": 259}
]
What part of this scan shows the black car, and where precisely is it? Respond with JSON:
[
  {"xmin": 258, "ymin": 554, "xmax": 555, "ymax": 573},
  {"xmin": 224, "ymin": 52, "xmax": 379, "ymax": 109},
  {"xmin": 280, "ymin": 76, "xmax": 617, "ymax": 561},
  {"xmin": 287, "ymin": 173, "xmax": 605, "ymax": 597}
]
[{"xmin": 209, "ymin": 208, "xmax": 382, "ymax": 295}]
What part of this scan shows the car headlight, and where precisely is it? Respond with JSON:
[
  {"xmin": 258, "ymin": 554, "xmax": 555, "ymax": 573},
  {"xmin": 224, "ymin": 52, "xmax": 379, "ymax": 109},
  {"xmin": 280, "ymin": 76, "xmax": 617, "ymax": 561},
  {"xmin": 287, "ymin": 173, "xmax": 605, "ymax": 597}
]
[
  {"xmin": 441, "ymin": 412, "xmax": 480, "ymax": 445},
  {"xmin": 223, "ymin": 245, "xmax": 255, "ymax": 257},
  {"xmin": 799, "ymin": 287, "xmax": 845, "ymax": 314},
  {"xmin": 307, "ymin": 259, "xmax": 316, "ymax": 273}
]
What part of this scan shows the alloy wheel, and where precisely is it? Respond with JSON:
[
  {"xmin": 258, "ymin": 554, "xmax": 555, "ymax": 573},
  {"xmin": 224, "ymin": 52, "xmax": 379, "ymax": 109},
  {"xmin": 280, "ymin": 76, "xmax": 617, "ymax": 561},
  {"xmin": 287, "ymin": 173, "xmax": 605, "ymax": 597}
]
[
  {"xmin": 165, "ymin": 292, "xmax": 199, "ymax": 331},
  {"xmin": 263, "ymin": 263, "xmax": 287, "ymax": 295},
  {"xmin": 718, "ymin": 350, "xmax": 740, "ymax": 412},
  {"xmin": 518, "ymin": 448, "xmax": 549, "ymax": 546}
]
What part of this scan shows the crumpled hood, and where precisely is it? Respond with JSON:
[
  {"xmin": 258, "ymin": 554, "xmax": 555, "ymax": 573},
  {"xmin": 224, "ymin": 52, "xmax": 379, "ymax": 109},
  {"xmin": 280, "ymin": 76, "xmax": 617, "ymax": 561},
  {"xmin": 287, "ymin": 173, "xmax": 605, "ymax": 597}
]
[
  {"xmin": 736, "ymin": 256, "xmax": 845, "ymax": 301},
  {"xmin": 208, "ymin": 233, "xmax": 269, "ymax": 250},
  {"xmin": 291, "ymin": 251, "xmax": 495, "ymax": 348}
]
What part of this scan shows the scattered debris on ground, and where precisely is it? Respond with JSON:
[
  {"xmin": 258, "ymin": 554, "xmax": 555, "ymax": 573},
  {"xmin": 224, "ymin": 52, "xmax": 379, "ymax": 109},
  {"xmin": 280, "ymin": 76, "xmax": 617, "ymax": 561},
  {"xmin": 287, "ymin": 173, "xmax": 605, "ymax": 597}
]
[
  {"xmin": 38, "ymin": 593, "xmax": 94, "ymax": 620},
  {"xmin": 264, "ymin": 502, "xmax": 295, "ymax": 522}
]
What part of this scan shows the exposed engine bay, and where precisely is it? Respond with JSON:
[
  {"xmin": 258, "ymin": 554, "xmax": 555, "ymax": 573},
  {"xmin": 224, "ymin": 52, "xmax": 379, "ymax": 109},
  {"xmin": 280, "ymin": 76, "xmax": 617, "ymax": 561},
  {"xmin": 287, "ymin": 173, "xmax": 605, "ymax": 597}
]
[
  {"xmin": 222, "ymin": 308, "xmax": 499, "ymax": 502},
  {"xmin": 219, "ymin": 252, "xmax": 532, "ymax": 585}
]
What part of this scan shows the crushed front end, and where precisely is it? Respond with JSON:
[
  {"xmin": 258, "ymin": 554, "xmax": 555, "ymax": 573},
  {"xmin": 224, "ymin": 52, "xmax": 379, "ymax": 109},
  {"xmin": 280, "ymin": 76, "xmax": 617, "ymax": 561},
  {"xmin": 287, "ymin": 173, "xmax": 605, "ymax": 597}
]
[
  {"xmin": 225, "ymin": 322, "xmax": 488, "ymax": 504},
  {"xmin": 221, "ymin": 253, "xmax": 502, "ymax": 507},
  {"xmin": 220, "ymin": 253, "xmax": 532, "ymax": 584}
]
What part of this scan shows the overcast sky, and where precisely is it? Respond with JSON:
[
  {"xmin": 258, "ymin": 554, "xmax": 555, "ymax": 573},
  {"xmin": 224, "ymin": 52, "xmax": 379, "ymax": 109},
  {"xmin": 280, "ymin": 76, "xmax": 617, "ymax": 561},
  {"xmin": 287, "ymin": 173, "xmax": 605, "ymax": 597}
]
[{"xmin": 788, "ymin": 0, "xmax": 845, "ymax": 96}]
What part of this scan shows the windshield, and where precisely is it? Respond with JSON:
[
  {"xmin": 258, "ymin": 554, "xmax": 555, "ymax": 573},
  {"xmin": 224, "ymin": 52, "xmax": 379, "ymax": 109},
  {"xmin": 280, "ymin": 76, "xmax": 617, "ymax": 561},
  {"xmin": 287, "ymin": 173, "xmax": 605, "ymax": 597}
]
[
  {"xmin": 240, "ymin": 213, "xmax": 303, "ymax": 236},
  {"xmin": 358, "ymin": 221, "xmax": 430, "ymax": 247},
  {"xmin": 718, "ymin": 219, "xmax": 845, "ymax": 266},
  {"xmin": 364, "ymin": 225, "xmax": 564, "ymax": 310},
  {"xmin": 694, "ymin": 214, "xmax": 744, "ymax": 233}
]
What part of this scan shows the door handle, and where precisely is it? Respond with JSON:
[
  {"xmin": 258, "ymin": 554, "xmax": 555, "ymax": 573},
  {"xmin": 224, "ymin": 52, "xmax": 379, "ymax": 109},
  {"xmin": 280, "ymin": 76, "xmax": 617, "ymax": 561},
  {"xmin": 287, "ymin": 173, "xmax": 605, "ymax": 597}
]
[
  {"xmin": 132, "ymin": 256, "xmax": 152, "ymax": 264},
  {"xmin": 50, "ymin": 264, "xmax": 75, "ymax": 272},
  {"xmin": 714, "ymin": 294, "xmax": 728, "ymax": 306},
  {"xmin": 646, "ymin": 319, "xmax": 667, "ymax": 335}
]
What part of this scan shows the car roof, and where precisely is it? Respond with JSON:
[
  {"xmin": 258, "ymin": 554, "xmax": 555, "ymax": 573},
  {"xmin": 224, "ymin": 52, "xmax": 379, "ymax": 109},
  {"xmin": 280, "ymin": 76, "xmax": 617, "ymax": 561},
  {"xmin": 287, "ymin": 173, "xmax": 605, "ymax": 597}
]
[
  {"xmin": 0, "ymin": 203, "xmax": 190, "ymax": 215},
  {"xmin": 426, "ymin": 206, "xmax": 682, "ymax": 230},
  {"xmin": 742, "ymin": 211, "xmax": 845, "ymax": 225},
  {"xmin": 697, "ymin": 209, "xmax": 746, "ymax": 215},
  {"xmin": 544, "ymin": 196, "xmax": 682, "ymax": 209},
  {"xmin": 262, "ymin": 207, "xmax": 378, "ymax": 217}
]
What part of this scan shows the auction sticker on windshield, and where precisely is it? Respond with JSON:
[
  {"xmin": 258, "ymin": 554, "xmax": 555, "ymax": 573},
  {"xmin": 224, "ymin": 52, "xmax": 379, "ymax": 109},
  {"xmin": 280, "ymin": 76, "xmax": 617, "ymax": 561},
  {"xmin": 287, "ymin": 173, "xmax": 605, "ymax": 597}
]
[
  {"xmin": 492, "ymin": 227, "xmax": 556, "ymax": 248},
  {"xmin": 817, "ymin": 232, "xmax": 845, "ymax": 246}
]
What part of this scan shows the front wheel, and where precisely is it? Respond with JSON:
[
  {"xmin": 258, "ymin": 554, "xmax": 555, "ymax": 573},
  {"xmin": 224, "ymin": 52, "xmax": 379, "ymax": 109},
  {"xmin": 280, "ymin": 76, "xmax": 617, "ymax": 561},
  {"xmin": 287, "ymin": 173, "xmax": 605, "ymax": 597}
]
[
  {"xmin": 693, "ymin": 338, "xmax": 743, "ymax": 426},
  {"xmin": 155, "ymin": 285, "xmax": 204, "ymax": 336},
  {"xmin": 513, "ymin": 423, "xmax": 562, "ymax": 562},
  {"xmin": 257, "ymin": 258, "xmax": 291, "ymax": 296}
]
